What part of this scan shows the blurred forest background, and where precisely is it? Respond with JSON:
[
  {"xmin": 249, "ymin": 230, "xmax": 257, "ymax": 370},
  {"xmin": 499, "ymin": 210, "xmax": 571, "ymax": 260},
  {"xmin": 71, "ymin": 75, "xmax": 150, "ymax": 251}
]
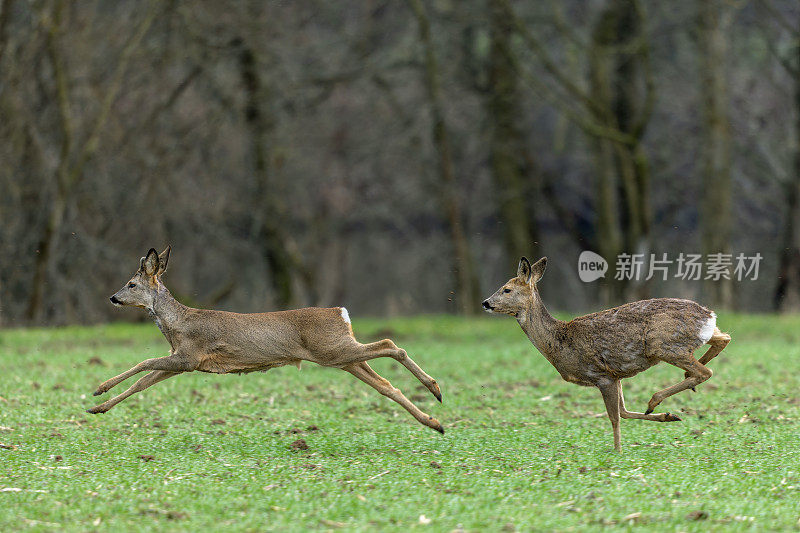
[{"xmin": 0, "ymin": 0, "xmax": 798, "ymax": 326}]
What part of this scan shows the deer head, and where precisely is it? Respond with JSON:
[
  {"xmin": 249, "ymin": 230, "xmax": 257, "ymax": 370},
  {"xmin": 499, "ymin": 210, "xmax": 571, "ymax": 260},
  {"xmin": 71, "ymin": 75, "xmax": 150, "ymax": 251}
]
[
  {"xmin": 109, "ymin": 246, "xmax": 170, "ymax": 310},
  {"xmin": 482, "ymin": 257, "xmax": 547, "ymax": 317}
]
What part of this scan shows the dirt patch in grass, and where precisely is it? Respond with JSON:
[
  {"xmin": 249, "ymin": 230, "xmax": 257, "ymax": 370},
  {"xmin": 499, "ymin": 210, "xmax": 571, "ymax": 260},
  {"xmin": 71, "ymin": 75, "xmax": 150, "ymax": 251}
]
[{"xmin": 290, "ymin": 439, "xmax": 309, "ymax": 451}]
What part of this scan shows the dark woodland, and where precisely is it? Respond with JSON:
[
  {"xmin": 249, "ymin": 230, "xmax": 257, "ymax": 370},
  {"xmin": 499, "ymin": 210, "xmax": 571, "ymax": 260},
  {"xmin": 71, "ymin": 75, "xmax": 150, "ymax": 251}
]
[{"xmin": 0, "ymin": 0, "xmax": 798, "ymax": 326}]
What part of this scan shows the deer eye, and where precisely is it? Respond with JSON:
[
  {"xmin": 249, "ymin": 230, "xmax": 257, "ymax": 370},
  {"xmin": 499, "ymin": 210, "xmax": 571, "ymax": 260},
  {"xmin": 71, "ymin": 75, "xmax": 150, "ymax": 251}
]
[
  {"xmin": 128, "ymin": 283, "xmax": 137, "ymax": 289},
  {"xmin": 503, "ymin": 288, "xmax": 511, "ymax": 293}
]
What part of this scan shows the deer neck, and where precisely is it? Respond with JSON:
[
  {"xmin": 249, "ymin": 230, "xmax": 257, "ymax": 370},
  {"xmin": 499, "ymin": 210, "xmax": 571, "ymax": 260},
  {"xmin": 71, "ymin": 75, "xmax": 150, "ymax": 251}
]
[
  {"xmin": 517, "ymin": 290, "xmax": 561, "ymax": 358},
  {"xmin": 149, "ymin": 284, "xmax": 186, "ymax": 341}
]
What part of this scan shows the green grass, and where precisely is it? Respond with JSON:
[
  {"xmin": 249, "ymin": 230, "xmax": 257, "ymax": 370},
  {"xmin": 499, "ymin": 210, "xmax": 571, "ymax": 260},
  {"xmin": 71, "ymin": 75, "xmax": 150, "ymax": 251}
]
[{"xmin": 1, "ymin": 314, "xmax": 799, "ymax": 531}]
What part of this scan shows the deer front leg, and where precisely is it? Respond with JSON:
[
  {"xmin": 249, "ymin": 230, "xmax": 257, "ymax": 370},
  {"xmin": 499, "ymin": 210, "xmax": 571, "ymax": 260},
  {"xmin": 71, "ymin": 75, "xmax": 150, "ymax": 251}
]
[
  {"xmin": 618, "ymin": 382, "xmax": 681, "ymax": 422},
  {"xmin": 93, "ymin": 353, "xmax": 196, "ymax": 396},
  {"xmin": 647, "ymin": 358, "xmax": 712, "ymax": 414},
  {"xmin": 598, "ymin": 382, "xmax": 622, "ymax": 451},
  {"xmin": 87, "ymin": 371, "xmax": 180, "ymax": 414},
  {"xmin": 343, "ymin": 362, "xmax": 444, "ymax": 434}
]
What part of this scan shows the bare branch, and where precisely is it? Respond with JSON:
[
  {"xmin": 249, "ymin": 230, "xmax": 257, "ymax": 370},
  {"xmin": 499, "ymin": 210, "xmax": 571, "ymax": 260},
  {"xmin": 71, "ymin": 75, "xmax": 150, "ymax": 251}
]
[
  {"xmin": 549, "ymin": 2, "xmax": 588, "ymax": 50},
  {"xmin": 516, "ymin": 63, "xmax": 638, "ymax": 145},
  {"xmin": 118, "ymin": 64, "xmax": 203, "ymax": 147},
  {"xmin": 630, "ymin": 0, "xmax": 656, "ymax": 139},
  {"xmin": 766, "ymin": 33, "xmax": 799, "ymax": 76},
  {"xmin": 756, "ymin": 0, "xmax": 799, "ymax": 36},
  {"xmin": 42, "ymin": 0, "xmax": 72, "ymax": 192},
  {"xmin": 499, "ymin": 0, "xmax": 603, "ymax": 117},
  {"xmin": 69, "ymin": 1, "xmax": 160, "ymax": 185}
]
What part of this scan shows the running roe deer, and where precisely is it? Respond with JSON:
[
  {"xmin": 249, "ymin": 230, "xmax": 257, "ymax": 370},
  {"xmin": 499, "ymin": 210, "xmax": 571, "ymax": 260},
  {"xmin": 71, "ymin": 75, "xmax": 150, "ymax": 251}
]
[
  {"xmin": 482, "ymin": 257, "xmax": 730, "ymax": 451},
  {"xmin": 88, "ymin": 247, "xmax": 444, "ymax": 434}
]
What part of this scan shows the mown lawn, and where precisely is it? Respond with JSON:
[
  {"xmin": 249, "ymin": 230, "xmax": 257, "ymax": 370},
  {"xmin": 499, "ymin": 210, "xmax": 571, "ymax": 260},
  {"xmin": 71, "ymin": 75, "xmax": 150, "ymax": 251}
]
[{"xmin": 0, "ymin": 313, "xmax": 798, "ymax": 531}]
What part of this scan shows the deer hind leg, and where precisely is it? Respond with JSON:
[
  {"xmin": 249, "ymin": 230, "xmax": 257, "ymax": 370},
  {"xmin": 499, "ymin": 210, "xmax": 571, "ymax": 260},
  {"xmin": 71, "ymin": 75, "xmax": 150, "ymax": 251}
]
[
  {"xmin": 646, "ymin": 357, "xmax": 712, "ymax": 415},
  {"xmin": 685, "ymin": 328, "xmax": 730, "ymax": 385},
  {"xmin": 598, "ymin": 382, "xmax": 622, "ymax": 452},
  {"xmin": 87, "ymin": 371, "xmax": 180, "ymax": 414},
  {"xmin": 342, "ymin": 362, "xmax": 444, "ymax": 434},
  {"xmin": 618, "ymin": 381, "xmax": 681, "ymax": 422},
  {"xmin": 347, "ymin": 339, "xmax": 441, "ymax": 402},
  {"xmin": 699, "ymin": 328, "xmax": 730, "ymax": 365}
]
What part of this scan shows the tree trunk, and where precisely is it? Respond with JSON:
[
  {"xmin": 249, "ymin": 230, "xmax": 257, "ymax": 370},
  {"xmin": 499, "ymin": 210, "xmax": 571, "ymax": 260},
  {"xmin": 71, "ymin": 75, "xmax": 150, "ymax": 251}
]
[
  {"xmin": 699, "ymin": 0, "xmax": 733, "ymax": 308},
  {"xmin": 588, "ymin": 0, "xmax": 653, "ymax": 303},
  {"xmin": 487, "ymin": 0, "xmax": 538, "ymax": 262},
  {"xmin": 775, "ymin": 40, "xmax": 800, "ymax": 312},
  {"xmin": 237, "ymin": 42, "xmax": 314, "ymax": 309},
  {"xmin": 0, "ymin": 0, "xmax": 13, "ymax": 63},
  {"xmin": 238, "ymin": 43, "xmax": 295, "ymax": 309},
  {"xmin": 26, "ymin": 186, "xmax": 67, "ymax": 321},
  {"xmin": 408, "ymin": 0, "xmax": 481, "ymax": 315},
  {"xmin": 0, "ymin": 0, "xmax": 12, "ymax": 324}
]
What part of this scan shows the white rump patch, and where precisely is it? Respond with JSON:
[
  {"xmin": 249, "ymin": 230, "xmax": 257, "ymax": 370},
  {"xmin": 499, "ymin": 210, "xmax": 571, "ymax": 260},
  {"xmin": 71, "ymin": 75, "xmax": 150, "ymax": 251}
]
[
  {"xmin": 340, "ymin": 307, "xmax": 351, "ymax": 324},
  {"xmin": 698, "ymin": 312, "xmax": 716, "ymax": 344}
]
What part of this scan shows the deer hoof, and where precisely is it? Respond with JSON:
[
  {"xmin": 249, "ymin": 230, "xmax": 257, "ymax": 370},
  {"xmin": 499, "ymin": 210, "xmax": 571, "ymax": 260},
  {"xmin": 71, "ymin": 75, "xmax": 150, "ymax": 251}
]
[
  {"xmin": 86, "ymin": 406, "xmax": 105, "ymax": 415},
  {"xmin": 428, "ymin": 418, "xmax": 445, "ymax": 434},
  {"xmin": 646, "ymin": 396, "xmax": 662, "ymax": 415},
  {"xmin": 664, "ymin": 412, "xmax": 682, "ymax": 422},
  {"xmin": 92, "ymin": 390, "xmax": 104, "ymax": 397},
  {"xmin": 431, "ymin": 383, "xmax": 442, "ymax": 403}
]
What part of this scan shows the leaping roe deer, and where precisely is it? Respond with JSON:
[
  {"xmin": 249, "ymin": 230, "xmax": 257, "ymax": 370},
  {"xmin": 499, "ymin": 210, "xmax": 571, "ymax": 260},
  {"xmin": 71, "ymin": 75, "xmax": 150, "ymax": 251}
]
[
  {"xmin": 89, "ymin": 247, "xmax": 444, "ymax": 434},
  {"xmin": 483, "ymin": 257, "xmax": 730, "ymax": 451}
]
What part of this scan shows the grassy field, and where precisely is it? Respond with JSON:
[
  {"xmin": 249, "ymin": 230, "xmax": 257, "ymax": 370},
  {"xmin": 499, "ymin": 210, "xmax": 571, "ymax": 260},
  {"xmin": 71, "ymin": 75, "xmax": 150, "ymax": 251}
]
[{"xmin": 1, "ymin": 313, "xmax": 799, "ymax": 531}]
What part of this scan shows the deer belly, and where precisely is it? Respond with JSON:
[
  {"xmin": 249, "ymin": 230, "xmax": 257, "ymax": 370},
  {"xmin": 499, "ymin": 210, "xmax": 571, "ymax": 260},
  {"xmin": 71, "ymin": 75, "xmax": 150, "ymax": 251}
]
[
  {"xmin": 561, "ymin": 372, "xmax": 595, "ymax": 387},
  {"xmin": 600, "ymin": 350, "xmax": 657, "ymax": 378},
  {"xmin": 196, "ymin": 346, "xmax": 299, "ymax": 374},
  {"xmin": 197, "ymin": 357, "xmax": 300, "ymax": 374}
]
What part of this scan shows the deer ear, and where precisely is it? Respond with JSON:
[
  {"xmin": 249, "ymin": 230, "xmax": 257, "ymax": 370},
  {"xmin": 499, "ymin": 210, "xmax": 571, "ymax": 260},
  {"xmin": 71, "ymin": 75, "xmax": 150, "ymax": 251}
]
[
  {"xmin": 530, "ymin": 257, "xmax": 547, "ymax": 283},
  {"xmin": 517, "ymin": 257, "xmax": 532, "ymax": 283},
  {"xmin": 157, "ymin": 245, "xmax": 171, "ymax": 276},
  {"xmin": 143, "ymin": 248, "xmax": 159, "ymax": 277}
]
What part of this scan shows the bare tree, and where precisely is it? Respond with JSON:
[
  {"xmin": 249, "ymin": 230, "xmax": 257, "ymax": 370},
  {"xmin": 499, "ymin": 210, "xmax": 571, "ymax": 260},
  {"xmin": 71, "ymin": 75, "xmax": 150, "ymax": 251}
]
[
  {"xmin": 501, "ymin": 0, "xmax": 655, "ymax": 303},
  {"xmin": 758, "ymin": 0, "xmax": 800, "ymax": 311},
  {"xmin": 0, "ymin": 0, "xmax": 13, "ymax": 325},
  {"xmin": 25, "ymin": 0, "xmax": 158, "ymax": 321},
  {"xmin": 486, "ymin": 0, "xmax": 540, "ymax": 262},
  {"xmin": 698, "ymin": 0, "xmax": 734, "ymax": 309},
  {"xmin": 408, "ymin": 0, "xmax": 481, "ymax": 314},
  {"xmin": 588, "ymin": 0, "xmax": 654, "ymax": 302},
  {"xmin": 236, "ymin": 38, "xmax": 312, "ymax": 309}
]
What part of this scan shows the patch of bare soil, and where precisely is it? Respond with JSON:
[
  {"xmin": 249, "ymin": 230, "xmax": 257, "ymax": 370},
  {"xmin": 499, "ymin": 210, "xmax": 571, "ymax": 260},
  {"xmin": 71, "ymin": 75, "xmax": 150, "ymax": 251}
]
[{"xmin": 290, "ymin": 439, "xmax": 309, "ymax": 451}]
